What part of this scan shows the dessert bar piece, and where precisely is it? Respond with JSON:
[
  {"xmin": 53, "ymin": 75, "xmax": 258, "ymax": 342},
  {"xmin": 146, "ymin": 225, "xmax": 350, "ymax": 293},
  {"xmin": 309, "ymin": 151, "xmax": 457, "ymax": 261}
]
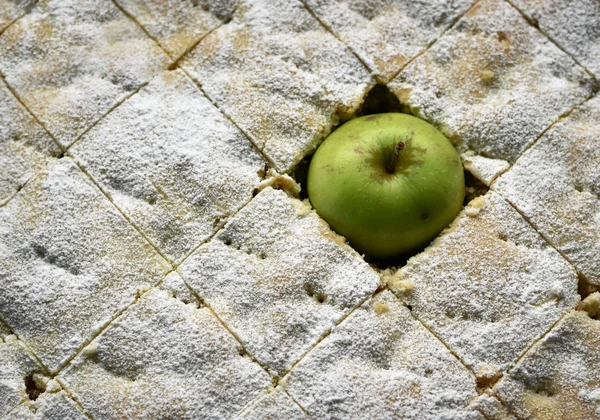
[
  {"xmin": 494, "ymin": 95, "xmax": 600, "ymax": 287},
  {"xmin": 495, "ymin": 310, "xmax": 600, "ymax": 419},
  {"xmin": 511, "ymin": 0, "xmax": 600, "ymax": 79},
  {"xmin": 392, "ymin": 192, "xmax": 579, "ymax": 378},
  {"xmin": 285, "ymin": 291, "xmax": 481, "ymax": 419},
  {"xmin": 0, "ymin": 0, "xmax": 170, "ymax": 147},
  {"xmin": 59, "ymin": 288, "xmax": 271, "ymax": 419},
  {"xmin": 0, "ymin": 80, "xmax": 60, "ymax": 206},
  {"xmin": 71, "ymin": 70, "xmax": 265, "ymax": 264},
  {"xmin": 181, "ymin": 0, "xmax": 372, "ymax": 172},
  {"xmin": 115, "ymin": 0, "xmax": 237, "ymax": 59},
  {"xmin": 389, "ymin": 0, "xmax": 593, "ymax": 166},
  {"xmin": 0, "ymin": 158, "xmax": 170, "ymax": 372},
  {"xmin": 179, "ymin": 187, "xmax": 380, "ymax": 376},
  {"xmin": 304, "ymin": 0, "xmax": 475, "ymax": 82}
]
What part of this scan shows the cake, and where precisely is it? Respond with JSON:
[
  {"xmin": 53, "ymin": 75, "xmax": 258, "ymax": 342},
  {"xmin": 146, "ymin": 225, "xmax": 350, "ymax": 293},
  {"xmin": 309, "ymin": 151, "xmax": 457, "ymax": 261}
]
[{"xmin": 0, "ymin": 0, "xmax": 598, "ymax": 418}]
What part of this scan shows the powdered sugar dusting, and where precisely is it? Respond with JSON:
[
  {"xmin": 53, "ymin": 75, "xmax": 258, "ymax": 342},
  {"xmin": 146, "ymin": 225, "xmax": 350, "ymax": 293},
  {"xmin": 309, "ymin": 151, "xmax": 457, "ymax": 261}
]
[
  {"xmin": 0, "ymin": 79, "xmax": 60, "ymax": 206},
  {"xmin": 394, "ymin": 192, "xmax": 579, "ymax": 375},
  {"xmin": 494, "ymin": 94, "xmax": 600, "ymax": 286},
  {"xmin": 495, "ymin": 311, "xmax": 600, "ymax": 419},
  {"xmin": 236, "ymin": 388, "xmax": 307, "ymax": 419},
  {"xmin": 0, "ymin": 335, "xmax": 43, "ymax": 416},
  {"xmin": 116, "ymin": 0, "xmax": 237, "ymax": 58},
  {"xmin": 285, "ymin": 291, "xmax": 481, "ymax": 419},
  {"xmin": 179, "ymin": 187, "xmax": 380, "ymax": 376},
  {"xmin": 389, "ymin": 0, "xmax": 594, "ymax": 163},
  {"xmin": 5, "ymin": 390, "xmax": 88, "ymax": 420},
  {"xmin": 0, "ymin": 157, "xmax": 171, "ymax": 372},
  {"xmin": 181, "ymin": 0, "xmax": 373, "ymax": 172},
  {"xmin": 59, "ymin": 287, "xmax": 271, "ymax": 419},
  {"xmin": 0, "ymin": 0, "xmax": 34, "ymax": 33},
  {"xmin": 70, "ymin": 69, "xmax": 266, "ymax": 264},
  {"xmin": 304, "ymin": 0, "xmax": 476, "ymax": 82},
  {"xmin": 511, "ymin": 0, "xmax": 600, "ymax": 79},
  {"xmin": 0, "ymin": 0, "xmax": 171, "ymax": 147}
]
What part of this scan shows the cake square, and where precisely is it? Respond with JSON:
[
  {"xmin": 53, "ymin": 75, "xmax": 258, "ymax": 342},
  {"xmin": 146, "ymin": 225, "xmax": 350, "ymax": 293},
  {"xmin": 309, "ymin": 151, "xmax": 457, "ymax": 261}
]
[
  {"xmin": 391, "ymin": 192, "xmax": 579, "ymax": 379},
  {"xmin": 180, "ymin": 0, "xmax": 373, "ymax": 172},
  {"xmin": 285, "ymin": 291, "xmax": 481, "ymax": 419},
  {"xmin": 511, "ymin": 0, "xmax": 600, "ymax": 79},
  {"xmin": 0, "ymin": 0, "xmax": 170, "ymax": 147},
  {"xmin": 70, "ymin": 69, "xmax": 266, "ymax": 264},
  {"xmin": 179, "ymin": 187, "xmax": 380, "ymax": 376},
  {"xmin": 115, "ymin": 0, "xmax": 237, "ymax": 59},
  {"xmin": 494, "ymin": 95, "xmax": 600, "ymax": 287},
  {"xmin": 0, "ymin": 157, "xmax": 171, "ymax": 372},
  {"xmin": 58, "ymin": 287, "xmax": 271, "ymax": 419},
  {"xmin": 388, "ymin": 0, "xmax": 594, "ymax": 165},
  {"xmin": 494, "ymin": 310, "xmax": 600, "ymax": 419},
  {"xmin": 0, "ymin": 80, "xmax": 60, "ymax": 206},
  {"xmin": 303, "ymin": 0, "xmax": 476, "ymax": 82}
]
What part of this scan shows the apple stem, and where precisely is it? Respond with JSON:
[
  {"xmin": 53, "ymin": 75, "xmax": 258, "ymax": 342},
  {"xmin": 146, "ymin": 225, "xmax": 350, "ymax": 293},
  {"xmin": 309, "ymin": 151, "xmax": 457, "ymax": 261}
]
[{"xmin": 386, "ymin": 141, "xmax": 405, "ymax": 174}]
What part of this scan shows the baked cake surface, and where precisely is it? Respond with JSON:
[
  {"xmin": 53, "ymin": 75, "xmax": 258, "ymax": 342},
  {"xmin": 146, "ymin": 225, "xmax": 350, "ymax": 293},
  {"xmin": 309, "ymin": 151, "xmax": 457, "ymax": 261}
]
[{"xmin": 0, "ymin": 0, "xmax": 598, "ymax": 418}]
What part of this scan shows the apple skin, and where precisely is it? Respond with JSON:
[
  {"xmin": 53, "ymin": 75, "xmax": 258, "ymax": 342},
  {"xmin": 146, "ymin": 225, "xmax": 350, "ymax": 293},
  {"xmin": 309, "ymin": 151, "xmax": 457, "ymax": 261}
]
[{"xmin": 307, "ymin": 113, "xmax": 464, "ymax": 259}]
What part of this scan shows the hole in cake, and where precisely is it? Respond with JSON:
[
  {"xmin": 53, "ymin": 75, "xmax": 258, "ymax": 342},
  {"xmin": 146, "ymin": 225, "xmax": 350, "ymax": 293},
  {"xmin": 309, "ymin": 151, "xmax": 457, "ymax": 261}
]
[
  {"xmin": 252, "ymin": 187, "xmax": 259, "ymax": 197},
  {"xmin": 304, "ymin": 283, "xmax": 315, "ymax": 298},
  {"xmin": 292, "ymin": 84, "xmax": 472, "ymax": 273},
  {"xmin": 464, "ymin": 170, "xmax": 489, "ymax": 205},
  {"xmin": 223, "ymin": 238, "xmax": 232, "ymax": 246},
  {"xmin": 25, "ymin": 373, "xmax": 45, "ymax": 401},
  {"xmin": 258, "ymin": 252, "xmax": 266, "ymax": 260},
  {"xmin": 574, "ymin": 183, "xmax": 584, "ymax": 193},
  {"xmin": 238, "ymin": 347, "xmax": 246, "ymax": 357},
  {"xmin": 578, "ymin": 273, "xmax": 598, "ymax": 300},
  {"xmin": 315, "ymin": 293, "xmax": 327, "ymax": 304},
  {"xmin": 356, "ymin": 84, "xmax": 406, "ymax": 117}
]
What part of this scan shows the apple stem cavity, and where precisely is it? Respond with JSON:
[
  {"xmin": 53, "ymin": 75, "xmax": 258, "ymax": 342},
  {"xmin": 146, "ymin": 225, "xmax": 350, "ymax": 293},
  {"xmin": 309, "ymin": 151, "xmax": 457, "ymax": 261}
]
[{"xmin": 386, "ymin": 141, "xmax": 405, "ymax": 174}]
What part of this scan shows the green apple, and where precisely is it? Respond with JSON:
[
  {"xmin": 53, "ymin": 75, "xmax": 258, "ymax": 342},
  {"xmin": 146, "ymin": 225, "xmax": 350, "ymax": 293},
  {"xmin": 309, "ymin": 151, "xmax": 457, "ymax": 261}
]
[{"xmin": 307, "ymin": 113, "xmax": 464, "ymax": 259}]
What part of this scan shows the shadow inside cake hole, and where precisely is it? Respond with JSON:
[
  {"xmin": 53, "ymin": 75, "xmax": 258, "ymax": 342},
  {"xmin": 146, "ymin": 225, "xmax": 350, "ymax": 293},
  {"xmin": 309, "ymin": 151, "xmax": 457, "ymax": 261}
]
[
  {"xmin": 578, "ymin": 273, "xmax": 598, "ymax": 301},
  {"xmin": 25, "ymin": 372, "xmax": 45, "ymax": 401},
  {"xmin": 464, "ymin": 170, "xmax": 489, "ymax": 205}
]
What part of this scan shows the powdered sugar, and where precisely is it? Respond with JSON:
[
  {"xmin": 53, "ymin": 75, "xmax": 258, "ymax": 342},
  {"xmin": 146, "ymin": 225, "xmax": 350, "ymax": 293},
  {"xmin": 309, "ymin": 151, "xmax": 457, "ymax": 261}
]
[
  {"xmin": 116, "ymin": 0, "xmax": 237, "ymax": 59},
  {"xmin": 495, "ymin": 311, "xmax": 600, "ymax": 418},
  {"xmin": 304, "ymin": 0, "xmax": 476, "ymax": 82},
  {"xmin": 0, "ymin": 157, "xmax": 170, "ymax": 372},
  {"xmin": 0, "ymin": 335, "xmax": 43, "ymax": 416},
  {"xmin": 0, "ymin": 79, "xmax": 60, "ymax": 206},
  {"xmin": 285, "ymin": 291, "xmax": 481, "ymax": 419},
  {"xmin": 70, "ymin": 69, "xmax": 266, "ymax": 264},
  {"xmin": 59, "ymin": 287, "xmax": 271, "ymax": 419},
  {"xmin": 511, "ymin": 0, "xmax": 600, "ymax": 79},
  {"xmin": 0, "ymin": 0, "xmax": 171, "ymax": 147},
  {"xmin": 389, "ymin": 0, "xmax": 594, "ymax": 164},
  {"xmin": 494, "ymin": 94, "xmax": 600, "ymax": 286},
  {"xmin": 179, "ymin": 187, "xmax": 380, "ymax": 376},
  {"xmin": 393, "ymin": 192, "xmax": 579, "ymax": 375}
]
